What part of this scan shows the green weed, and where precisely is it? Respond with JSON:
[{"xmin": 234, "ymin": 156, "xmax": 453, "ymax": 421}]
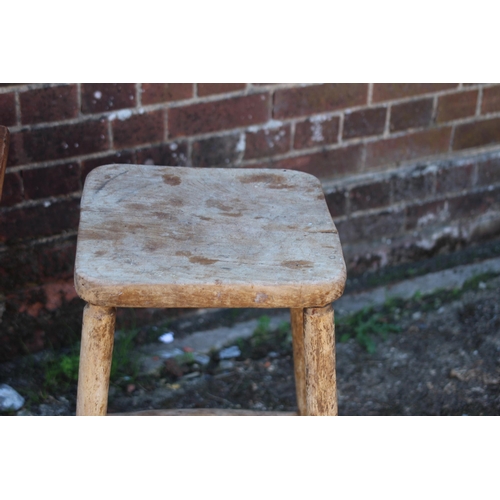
[
  {"xmin": 253, "ymin": 315, "xmax": 272, "ymax": 347},
  {"xmin": 42, "ymin": 328, "xmax": 140, "ymax": 391},
  {"xmin": 462, "ymin": 272, "xmax": 499, "ymax": 291},
  {"xmin": 44, "ymin": 347, "xmax": 80, "ymax": 390},
  {"xmin": 337, "ymin": 270, "xmax": 500, "ymax": 353},
  {"xmin": 336, "ymin": 305, "xmax": 401, "ymax": 353},
  {"xmin": 111, "ymin": 329, "xmax": 140, "ymax": 381},
  {"xmin": 175, "ymin": 352, "xmax": 195, "ymax": 366}
]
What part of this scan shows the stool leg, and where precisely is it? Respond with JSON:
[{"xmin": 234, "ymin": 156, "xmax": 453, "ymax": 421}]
[
  {"xmin": 76, "ymin": 304, "xmax": 116, "ymax": 416},
  {"xmin": 291, "ymin": 308, "xmax": 307, "ymax": 416},
  {"xmin": 304, "ymin": 304, "xmax": 337, "ymax": 416}
]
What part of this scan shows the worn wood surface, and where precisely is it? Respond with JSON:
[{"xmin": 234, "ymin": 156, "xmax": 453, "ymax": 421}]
[
  {"xmin": 110, "ymin": 409, "xmax": 297, "ymax": 416},
  {"xmin": 75, "ymin": 165, "xmax": 346, "ymax": 308},
  {"xmin": 0, "ymin": 126, "xmax": 10, "ymax": 201},
  {"xmin": 291, "ymin": 308, "xmax": 307, "ymax": 416},
  {"xmin": 304, "ymin": 304, "xmax": 337, "ymax": 416},
  {"xmin": 76, "ymin": 304, "xmax": 116, "ymax": 416}
]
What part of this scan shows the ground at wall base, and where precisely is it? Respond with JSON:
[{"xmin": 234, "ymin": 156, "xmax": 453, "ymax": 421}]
[{"xmin": 2, "ymin": 258, "xmax": 500, "ymax": 416}]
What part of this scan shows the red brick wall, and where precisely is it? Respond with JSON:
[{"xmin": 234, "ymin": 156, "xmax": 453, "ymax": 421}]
[{"xmin": 1, "ymin": 83, "xmax": 500, "ymax": 359}]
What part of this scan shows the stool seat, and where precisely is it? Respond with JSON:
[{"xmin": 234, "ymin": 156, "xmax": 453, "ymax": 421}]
[{"xmin": 75, "ymin": 164, "xmax": 346, "ymax": 309}]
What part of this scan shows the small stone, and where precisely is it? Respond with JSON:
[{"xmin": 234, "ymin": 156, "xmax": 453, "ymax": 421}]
[
  {"xmin": 478, "ymin": 281, "xmax": 487, "ymax": 289},
  {"xmin": 160, "ymin": 348, "xmax": 184, "ymax": 359},
  {"xmin": 182, "ymin": 371, "xmax": 200, "ymax": 380},
  {"xmin": 219, "ymin": 346, "xmax": 241, "ymax": 359},
  {"xmin": 159, "ymin": 332, "xmax": 174, "ymax": 343},
  {"xmin": 219, "ymin": 360, "xmax": 234, "ymax": 370},
  {"xmin": 0, "ymin": 384, "xmax": 25, "ymax": 411},
  {"xmin": 17, "ymin": 409, "xmax": 33, "ymax": 416},
  {"xmin": 194, "ymin": 354, "xmax": 210, "ymax": 366},
  {"xmin": 412, "ymin": 311, "xmax": 422, "ymax": 320}
]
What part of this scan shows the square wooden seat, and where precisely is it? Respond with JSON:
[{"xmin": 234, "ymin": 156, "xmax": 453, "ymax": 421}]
[{"xmin": 75, "ymin": 165, "xmax": 346, "ymax": 416}]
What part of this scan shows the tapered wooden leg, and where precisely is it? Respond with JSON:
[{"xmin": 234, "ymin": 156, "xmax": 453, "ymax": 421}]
[
  {"xmin": 76, "ymin": 304, "xmax": 116, "ymax": 416},
  {"xmin": 304, "ymin": 304, "xmax": 337, "ymax": 416},
  {"xmin": 291, "ymin": 308, "xmax": 307, "ymax": 416}
]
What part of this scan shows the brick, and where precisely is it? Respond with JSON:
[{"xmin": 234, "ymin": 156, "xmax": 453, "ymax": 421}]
[
  {"xmin": 112, "ymin": 110, "xmax": 164, "ymax": 149},
  {"xmin": 38, "ymin": 238, "xmax": 77, "ymax": 281},
  {"xmin": 405, "ymin": 200, "xmax": 449, "ymax": 230},
  {"xmin": 22, "ymin": 163, "xmax": 81, "ymax": 200},
  {"xmin": 391, "ymin": 167, "xmax": 435, "ymax": 203},
  {"xmin": 0, "ymin": 93, "xmax": 16, "ymax": 126},
  {"xmin": 343, "ymin": 107, "xmax": 386, "ymax": 139},
  {"xmin": 453, "ymin": 117, "xmax": 500, "ymax": 150},
  {"xmin": 0, "ymin": 280, "xmax": 83, "ymax": 359},
  {"xmin": 481, "ymin": 85, "xmax": 500, "ymax": 114},
  {"xmin": 436, "ymin": 90, "xmax": 478, "ymax": 123},
  {"xmin": 81, "ymin": 151, "xmax": 136, "ymax": 183},
  {"xmin": 192, "ymin": 133, "xmax": 241, "ymax": 167},
  {"xmin": 136, "ymin": 142, "xmax": 188, "ymax": 166},
  {"xmin": 141, "ymin": 84, "xmax": 193, "ymax": 105},
  {"xmin": 435, "ymin": 163, "xmax": 474, "ymax": 194},
  {"xmin": 349, "ymin": 180, "xmax": 391, "ymax": 213},
  {"xmin": 372, "ymin": 83, "xmax": 458, "ymax": 103},
  {"xmin": 169, "ymin": 93, "xmax": 270, "ymax": 137},
  {"xmin": 0, "ymin": 244, "xmax": 40, "ymax": 290},
  {"xmin": 390, "ymin": 98, "xmax": 433, "ymax": 132},
  {"xmin": 8, "ymin": 119, "xmax": 109, "ymax": 166},
  {"xmin": 365, "ymin": 127, "xmax": 452, "ymax": 170},
  {"xmin": 198, "ymin": 83, "xmax": 246, "ymax": 96},
  {"xmin": 294, "ymin": 116, "xmax": 339, "ymax": 149},
  {"xmin": 476, "ymin": 156, "xmax": 500, "ymax": 186},
  {"xmin": 0, "ymin": 172, "xmax": 23, "ymax": 207},
  {"xmin": 245, "ymin": 123, "xmax": 291, "ymax": 159},
  {"xmin": 81, "ymin": 83, "xmax": 136, "ymax": 114},
  {"xmin": 0, "ymin": 198, "xmax": 80, "ymax": 243},
  {"xmin": 336, "ymin": 209, "xmax": 405, "ymax": 244},
  {"xmin": 324, "ymin": 189, "xmax": 347, "ymax": 218},
  {"xmin": 448, "ymin": 189, "xmax": 499, "ymax": 220},
  {"xmin": 0, "ymin": 236, "xmax": 79, "ymax": 289},
  {"xmin": 274, "ymin": 84, "xmax": 367, "ymax": 119},
  {"xmin": 271, "ymin": 144, "xmax": 364, "ymax": 180},
  {"xmin": 20, "ymin": 85, "xmax": 78, "ymax": 125}
]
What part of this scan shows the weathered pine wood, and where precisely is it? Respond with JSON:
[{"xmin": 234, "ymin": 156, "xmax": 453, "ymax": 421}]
[
  {"xmin": 76, "ymin": 304, "xmax": 116, "ymax": 416},
  {"xmin": 75, "ymin": 165, "xmax": 346, "ymax": 309},
  {"xmin": 0, "ymin": 126, "xmax": 10, "ymax": 201},
  {"xmin": 304, "ymin": 304, "xmax": 337, "ymax": 416},
  {"xmin": 291, "ymin": 308, "xmax": 307, "ymax": 416},
  {"xmin": 110, "ymin": 409, "xmax": 297, "ymax": 416}
]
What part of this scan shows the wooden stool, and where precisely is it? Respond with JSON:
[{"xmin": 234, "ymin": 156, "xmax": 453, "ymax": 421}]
[{"xmin": 74, "ymin": 165, "xmax": 346, "ymax": 416}]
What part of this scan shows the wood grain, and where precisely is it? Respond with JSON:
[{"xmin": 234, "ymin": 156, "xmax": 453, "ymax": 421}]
[
  {"xmin": 75, "ymin": 165, "xmax": 346, "ymax": 308},
  {"xmin": 76, "ymin": 304, "xmax": 116, "ymax": 416},
  {"xmin": 304, "ymin": 304, "xmax": 337, "ymax": 416},
  {"xmin": 291, "ymin": 308, "xmax": 307, "ymax": 415},
  {"xmin": 0, "ymin": 126, "xmax": 10, "ymax": 201}
]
